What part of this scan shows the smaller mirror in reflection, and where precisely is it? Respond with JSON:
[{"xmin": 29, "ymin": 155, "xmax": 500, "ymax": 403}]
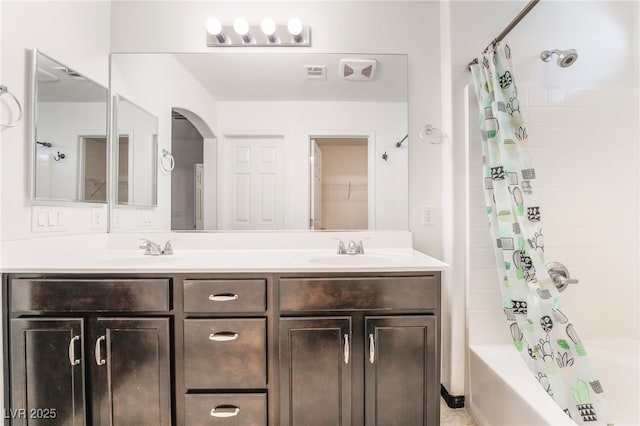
[
  {"xmin": 33, "ymin": 50, "xmax": 108, "ymax": 202},
  {"xmin": 114, "ymin": 95, "xmax": 158, "ymax": 206}
]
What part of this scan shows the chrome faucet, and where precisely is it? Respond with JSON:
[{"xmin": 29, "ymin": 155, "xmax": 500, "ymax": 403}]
[
  {"xmin": 140, "ymin": 239, "xmax": 173, "ymax": 256},
  {"xmin": 337, "ymin": 239, "xmax": 365, "ymax": 255}
]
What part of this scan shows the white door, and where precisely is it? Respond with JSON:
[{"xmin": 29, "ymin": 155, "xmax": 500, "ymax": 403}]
[
  {"xmin": 310, "ymin": 139, "xmax": 322, "ymax": 229},
  {"xmin": 194, "ymin": 163, "xmax": 204, "ymax": 230},
  {"xmin": 224, "ymin": 137, "xmax": 284, "ymax": 230}
]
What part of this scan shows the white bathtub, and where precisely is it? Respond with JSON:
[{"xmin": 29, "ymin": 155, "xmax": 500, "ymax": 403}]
[{"xmin": 468, "ymin": 340, "xmax": 639, "ymax": 426}]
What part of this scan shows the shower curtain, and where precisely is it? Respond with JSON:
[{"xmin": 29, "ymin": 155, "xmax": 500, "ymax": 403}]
[{"xmin": 470, "ymin": 43, "xmax": 612, "ymax": 425}]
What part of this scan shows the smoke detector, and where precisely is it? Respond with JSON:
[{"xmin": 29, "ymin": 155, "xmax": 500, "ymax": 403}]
[{"xmin": 339, "ymin": 58, "xmax": 377, "ymax": 81}]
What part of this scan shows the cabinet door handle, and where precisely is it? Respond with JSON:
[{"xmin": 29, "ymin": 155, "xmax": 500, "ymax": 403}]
[
  {"xmin": 208, "ymin": 293, "xmax": 239, "ymax": 302},
  {"xmin": 95, "ymin": 335, "xmax": 106, "ymax": 366},
  {"xmin": 209, "ymin": 332, "xmax": 239, "ymax": 342},
  {"xmin": 68, "ymin": 335, "xmax": 80, "ymax": 366},
  {"xmin": 369, "ymin": 333, "xmax": 375, "ymax": 364},
  {"xmin": 344, "ymin": 334, "xmax": 350, "ymax": 364},
  {"xmin": 210, "ymin": 405, "xmax": 240, "ymax": 418}
]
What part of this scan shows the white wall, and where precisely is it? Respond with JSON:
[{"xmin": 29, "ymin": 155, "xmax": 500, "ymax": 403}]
[
  {"xmin": 1, "ymin": 1, "xmax": 111, "ymax": 240},
  {"xmin": 218, "ymin": 100, "xmax": 408, "ymax": 230},
  {"xmin": 444, "ymin": 0, "xmax": 640, "ymax": 401}
]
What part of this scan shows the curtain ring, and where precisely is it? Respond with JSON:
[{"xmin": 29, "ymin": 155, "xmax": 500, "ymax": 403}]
[
  {"xmin": 0, "ymin": 85, "xmax": 23, "ymax": 128},
  {"xmin": 160, "ymin": 149, "xmax": 175, "ymax": 173}
]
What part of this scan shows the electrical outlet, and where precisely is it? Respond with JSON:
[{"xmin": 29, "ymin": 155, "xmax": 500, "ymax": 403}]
[
  {"xmin": 91, "ymin": 208, "xmax": 103, "ymax": 229},
  {"xmin": 422, "ymin": 206, "xmax": 434, "ymax": 226}
]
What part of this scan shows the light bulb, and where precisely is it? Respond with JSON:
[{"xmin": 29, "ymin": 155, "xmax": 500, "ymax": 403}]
[
  {"xmin": 206, "ymin": 17, "xmax": 227, "ymax": 44},
  {"xmin": 233, "ymin": 17, "xmax": 252, "ymax": 43},
  {"xmin": 287, "ymin": 17, "xmax": 303, "ymax": 36},
  {"xmin": 206, "ymin": 17, "xmax": 223, "ymax": 35},
  {"xmin": 260, "ymin": 17, "xmax": 276, "ymax": 36},
  {"xmin": 261, "ymin": 17, "xmax": 279, "ymax": 43},
  {"xmin": 287, "ymin": 17, "xmax": 304, "ymax": 43},
  {"xmin": 233, "ymin": 18, "xmax": 250, "ymax": 36}
]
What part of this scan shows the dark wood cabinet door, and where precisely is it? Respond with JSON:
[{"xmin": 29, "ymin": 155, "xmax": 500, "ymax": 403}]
[
  {"xmin": 364, "ymin": 316, "xmax": 438, "ymax": 426},
  {"xmin": 95, "ymin": 318, "xmax": 171, "ymax": 426},
  {"xmin": 279, "ymin": 317, "xmax": 352, "ymax": 426},
  {"xmin": 10, "ymin": 318, "xmax": 85, "ymax": 426}
]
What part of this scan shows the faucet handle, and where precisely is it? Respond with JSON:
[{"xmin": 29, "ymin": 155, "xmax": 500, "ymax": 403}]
[
  {"xmin": 356, "ymin": 240, "xmax": 365, "ymax": 254},
  {"xmin": 139, "ymin": 239, "xmax": 155, "ymax": 255},
  {"xmin": 336, "ymin": 239, "xmax": 346, "ymax": 254},
  {"xmin": 163, "ymin": 240, "xmax": 174, "ymax": 255}
]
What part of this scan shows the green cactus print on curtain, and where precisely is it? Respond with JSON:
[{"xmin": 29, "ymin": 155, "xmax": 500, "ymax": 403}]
[{"xmin": 470, "ymin": 43, "xmax": 613, "ymax": 425}]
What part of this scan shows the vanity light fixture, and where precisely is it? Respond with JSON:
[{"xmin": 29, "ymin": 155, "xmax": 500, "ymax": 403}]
[{"xmin": 206, "ymin": 16, "xmax": 310, "ymax": 47}]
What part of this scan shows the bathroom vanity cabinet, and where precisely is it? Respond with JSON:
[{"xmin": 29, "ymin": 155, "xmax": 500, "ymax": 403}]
[
  {"xmin": 7, "ymin": 278, "xmax": 172, "ymax": 426},
  {"xmin": 3, "ymin": 271, "xmax": 440, "ymax": 426},
  {"xmin": 279, "ymin": 276, "xmax": 439, "ymax": 426}
]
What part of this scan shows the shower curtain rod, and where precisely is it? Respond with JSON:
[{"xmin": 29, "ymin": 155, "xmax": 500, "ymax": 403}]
[{"xmin": 467, "ymin": 0, "xmax": 540, "ymax": 71}]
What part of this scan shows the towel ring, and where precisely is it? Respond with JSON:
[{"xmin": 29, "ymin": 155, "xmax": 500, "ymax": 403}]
[
  {"xmin": 419, "ymin": 124, "xmax": 448, "ymax": 145},
  {"xmin": 0, "ymin": 85, "xmax": 23, "ymax": 128},
  {"xmin": 160, "ymin": 149, "xmax": 175, "ymax": 173}
]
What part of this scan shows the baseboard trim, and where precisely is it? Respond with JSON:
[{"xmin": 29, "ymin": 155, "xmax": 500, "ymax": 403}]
[{"xmin": 441, "ymin": 384, "xmax": 465, "ymax": 409}]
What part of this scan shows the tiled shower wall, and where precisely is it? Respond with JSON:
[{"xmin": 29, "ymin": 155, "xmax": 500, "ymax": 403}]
[{"xmin": 468, "ymin": 85, "xmax": 640, "ymax": 345}]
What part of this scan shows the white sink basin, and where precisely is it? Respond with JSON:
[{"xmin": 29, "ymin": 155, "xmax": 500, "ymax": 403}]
[{"xmin": 296, "ymin": 250, "xmax": 412, "ymax": 266}]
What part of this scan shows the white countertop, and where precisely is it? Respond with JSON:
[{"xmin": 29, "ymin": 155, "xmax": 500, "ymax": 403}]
[{"xmin": 0, "ymin": 232, "xmax": 449, "ymax": 273}]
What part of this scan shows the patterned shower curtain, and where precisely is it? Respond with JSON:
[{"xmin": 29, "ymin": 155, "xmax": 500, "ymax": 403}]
[{"xmin": 470, "ymin": 43, "xmax": 612, "ymax": 425}]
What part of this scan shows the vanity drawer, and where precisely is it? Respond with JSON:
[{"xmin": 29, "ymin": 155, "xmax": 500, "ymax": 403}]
[
  {"xmin": 183, "ymin": 279, "xmax": 266, "ymax": 313},
  {"xmin": 279, "ymin": 276, "xmax": 438, "ymax": 312},
  {"xmin": 185, "ymin": 393, "xmax": 267, "ymax": 426},
  {"xmin": 184, "ymin": 319, "xmax": 267, "ymax": 389},
  {"xmin": 10, "ymin": 278, "xmax": 170, "ymax": 312}
]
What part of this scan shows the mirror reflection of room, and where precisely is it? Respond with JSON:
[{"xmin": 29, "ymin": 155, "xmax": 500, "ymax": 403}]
[
  {"xmin": 311, "ymin": 137, "xmax": 368, "ymax": 230},
  {"xmin": 171, "ymin": 110, "xmax": 204, "ymax": 231},
  {"xmin": 81, "ymin": 136, "xmax": 107, "ymax": 202},
  {"xmin": 33, "ymin": 51, "xmax": 108, "ymax": 203},
  {"xmin": 110, "ymin": 52, "xmax": 408, "ymax": 232},
  {"xmin": 114, "ymin": 95, "xmax": 158, "ymax": 207}
]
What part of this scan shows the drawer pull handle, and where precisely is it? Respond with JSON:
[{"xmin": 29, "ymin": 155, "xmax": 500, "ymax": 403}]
[
  {"xmin": 209, "ymin": 332, "xmax": 239, "ymax": 342},
  {"xmin": 210, "ymin": 405, "xmax": 240, "ymax": 418},
  {"xmin": 344, "ymin": 334, "xmax": 350, "ymax": 364},
  {"xmin": 369, "ymin": 333, "xmax": 375, "ymax": 364},
  {"xmin": 209, "ymin": 293, "xmax": 239, "ymax": 302},
  {"xmin": 68, "ymin": 335, "xmax": 80, "ymax": 366},
  {"xmin": 95, "ymin": 336, "xmax": 106, "ymax": 366}
]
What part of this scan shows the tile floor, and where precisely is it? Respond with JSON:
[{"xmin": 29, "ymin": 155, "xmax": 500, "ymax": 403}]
[{"xmin": 440, "ymin": 398, "xmax": 477, "ymax": 426}]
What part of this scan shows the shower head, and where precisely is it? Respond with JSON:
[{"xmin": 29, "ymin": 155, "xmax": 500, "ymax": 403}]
[{"xmin": 540, "ymin": 49, "xmax": 578, "ymax": 67}]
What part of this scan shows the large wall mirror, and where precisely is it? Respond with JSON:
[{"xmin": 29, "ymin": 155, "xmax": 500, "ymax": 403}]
[
  {"xmin": 32, "ymin": 50, "xmax": 108, "ymax": 202},
  {"xmin": 110, "ymin": 52, "xmax": 408, "ymax": 231}
]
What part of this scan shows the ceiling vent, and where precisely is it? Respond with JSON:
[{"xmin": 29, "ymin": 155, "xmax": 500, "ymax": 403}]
[
  {"xmin": 304, "ymin": 65, "xmax": 326, "ymax": 80},
  {"xmin": 37, "ymin": 68, "xmax": 59, "ymax": 83},
  {"xmin": 339, "ymin": 58, "xmax": 377, "ymax": 81}
]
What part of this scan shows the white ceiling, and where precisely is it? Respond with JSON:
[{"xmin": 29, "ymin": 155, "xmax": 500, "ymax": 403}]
[
  {"xmin": 173, "ymin": 52, "xmax": 407, "ymax": 102},
  {"xmin": 36, "ymin": 53, "xmax": 107, "ymax": 103}
]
